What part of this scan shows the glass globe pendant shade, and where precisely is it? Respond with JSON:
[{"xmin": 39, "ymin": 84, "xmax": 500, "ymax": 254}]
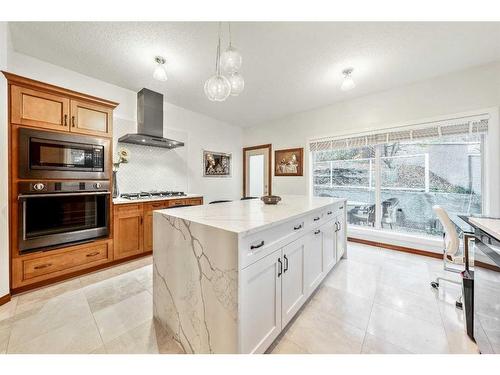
[
  {"xmin": 221, "ymin": 46, "xmax": 242, "ymax": 74},
  {"xmin": 204, "ymin": 74, "xmax": 231, "ymax": 101},
  {"xmin": 228, "ymin": 72, "xmax": 245, "ymax": 96}
]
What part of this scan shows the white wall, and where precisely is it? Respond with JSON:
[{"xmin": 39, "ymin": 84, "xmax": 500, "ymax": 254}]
[
  {"xmin": 243, "ymin": 61, "xmax": 500, "ymax": 252},
  {"xmin": 0, "ymin": 22, "xmax": 9, "ymax": 298}
]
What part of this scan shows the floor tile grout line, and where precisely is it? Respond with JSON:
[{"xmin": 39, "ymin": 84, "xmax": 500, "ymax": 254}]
[{"xmin": 359, "ymin": 249, "xmax": 382, "ymax": 354}]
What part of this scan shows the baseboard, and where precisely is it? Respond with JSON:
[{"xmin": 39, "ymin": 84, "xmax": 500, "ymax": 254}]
[
  {"xmin": 0, "ymin": 293, "xmax": 11, "ymax": 306},
  {"xmin": 348, "ymin": 237, "xmax": 442, "ymax": 259},
  {"xmin": 348, "ymin": 237, "xmax": 500, "ymax": 272}
]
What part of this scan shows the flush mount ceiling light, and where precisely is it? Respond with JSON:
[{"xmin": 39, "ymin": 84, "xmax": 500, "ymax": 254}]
[
  {"xmin": 204, "ymin": 22, "xmax": 244, "ymax": 101},
  {"xmin": 153, "ymin": 56, "xmax": 168, "ymax": 82},
  {"xmin": 341, "ymin": 68, "xmax": 355, "ymax": 91}
]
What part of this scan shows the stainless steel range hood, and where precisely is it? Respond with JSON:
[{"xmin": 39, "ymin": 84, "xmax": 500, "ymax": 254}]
[{"xmin": 118, "ymin": 88, "xmax": 184, "ymax": 149}]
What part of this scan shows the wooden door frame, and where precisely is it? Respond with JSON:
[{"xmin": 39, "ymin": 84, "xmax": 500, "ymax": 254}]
[{"xmin": 242, "ymin": 144, "xmax": 272, "ymax": 197}]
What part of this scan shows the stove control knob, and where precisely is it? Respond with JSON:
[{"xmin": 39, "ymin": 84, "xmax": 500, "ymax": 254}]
[
  {"xmin": 33, "ymin": 182, "xmax": 45, "ymax": 191},
  {"xmin": 94, "ymin": 182, "xmax": 102, "ymax": 189}
]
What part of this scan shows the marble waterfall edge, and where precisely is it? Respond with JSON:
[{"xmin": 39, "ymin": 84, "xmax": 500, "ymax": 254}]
[{"xmin": 153, "ymin": 213, "xmax": 239, "ymax": 353}]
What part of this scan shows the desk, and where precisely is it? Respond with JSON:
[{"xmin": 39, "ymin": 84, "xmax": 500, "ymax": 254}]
[{"xmin": 458, "ymin": 216, "xmax": 500, "ymax": 353}]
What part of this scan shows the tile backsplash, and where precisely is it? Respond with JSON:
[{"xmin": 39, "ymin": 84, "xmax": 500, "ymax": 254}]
[{"xmin": 114, "ymin": 137, "xmax": 188, "ymax": 194}]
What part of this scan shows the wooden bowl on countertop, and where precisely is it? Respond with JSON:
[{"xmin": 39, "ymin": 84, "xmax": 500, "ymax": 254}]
[{"xmin": 261, "ymin": 195, "xmax": 282, "ymax": 205}]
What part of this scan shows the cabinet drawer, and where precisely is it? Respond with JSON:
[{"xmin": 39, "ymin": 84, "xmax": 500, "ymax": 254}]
[
  {"xmin": 23, "ymin": 243, "xmax": 110, "ymax": 280},
  {"xmin": 144, "ymin": 201, "xmax": 170, "ymax": 211},
  {"xmin": 114, "ymin": 203, "xmax": 143, "ymax": 215},
  {"xmin": 186, "ymin": 197, "xmax": 203, "ymax": 206},
  {"xmin": 168, "ymin": 199, "xmax": 186, "ymax": 207},
  {"xmin": 240, "ymin": 217, "xmax": 306, "ymax": 269}
]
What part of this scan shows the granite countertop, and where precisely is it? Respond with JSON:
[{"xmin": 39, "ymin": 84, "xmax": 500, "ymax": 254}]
[
  {"xmin": 155, "ymin": 195, "xmax": 346, "ymax": 235},
  {"xmin": 113, "ymin": 193, "xmax": 203, "ymax": 205}
]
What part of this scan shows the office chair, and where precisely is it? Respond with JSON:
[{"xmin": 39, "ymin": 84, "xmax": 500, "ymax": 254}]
[
  {"xmin": 209, "ymin": 200, "xmax": 232, "ymax": 204},
  {"xmin": 430, "ymin": 205, "xmax": 465, "ymax": 309}
]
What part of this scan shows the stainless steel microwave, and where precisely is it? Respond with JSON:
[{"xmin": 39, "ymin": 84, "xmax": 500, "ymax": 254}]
[{"xmin": 18, "ymin": 128, "xmax": 110, "ymax": 180}]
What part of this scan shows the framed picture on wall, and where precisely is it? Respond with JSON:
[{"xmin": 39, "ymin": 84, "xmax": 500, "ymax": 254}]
[
  {"xmin": 203, "ymin": 150, "xmax": 232, "ymax": 177},
  {"xmin": 274, "ymin": 147, "xmax": 304, "ymax": 176}
]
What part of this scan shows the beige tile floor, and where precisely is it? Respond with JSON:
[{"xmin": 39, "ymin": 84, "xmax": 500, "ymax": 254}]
[{"xmin": 0, "ymin": 242, "xmax": 481, "ymax": 354}]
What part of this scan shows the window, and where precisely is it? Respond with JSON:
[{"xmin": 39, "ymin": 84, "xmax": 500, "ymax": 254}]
[{"xmin": 311, "ymin": 118, "xmax": 486, "ymax": 237}]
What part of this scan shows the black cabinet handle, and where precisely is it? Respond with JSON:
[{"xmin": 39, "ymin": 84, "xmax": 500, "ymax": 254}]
[
  {"xmin": 314, "ymin": 229, "xmax": 321, "ymax": 235},
  {"xmin": 250, "ymin": 240, "xmax": 265, "ymax": 250},
  {"xmin": 278, "ymin": 258, "xmax": 282, "ymax": 277},
  {"xmin": 339, "ymin": 206, "xmax": 344, "ymax": 209},
  {"xmin": 283, "ymin": 254, "xmax": 288, "ymax": 273},
  {"xmin": 313, "ymin": 217, "xmax": 320, "ymax": 221},
  {"xmin": 327, "ymin": 211, "xmax": 332, "ymax": 215},
  {"xmin": 293, "ymin": 224, "xmax": 302, "ymax": 230},
  {"xmin": 338, "ymin": 222, "xmax": 341, "ymax": 231},
  {"xmin": 335, "ymin": 222, "xmax": 339, "ymax": 232}
]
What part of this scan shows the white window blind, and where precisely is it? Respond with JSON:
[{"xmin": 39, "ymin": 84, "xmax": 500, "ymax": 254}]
[{"xmin": 310, "ymin": 114, "xmax": 489, "ymax": 151}]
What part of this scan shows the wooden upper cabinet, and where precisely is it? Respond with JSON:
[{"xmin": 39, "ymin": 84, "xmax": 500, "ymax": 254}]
[
  {"xmin": 11, "ymin": 85, "xmax": 70, "ymax": 130},
  {"xmin": 70, "ymin": 99, "xmax": 113, "ymax": 137}
]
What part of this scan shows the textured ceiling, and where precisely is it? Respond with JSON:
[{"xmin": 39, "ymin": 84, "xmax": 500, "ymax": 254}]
[{"xmin": 9, "ymin": 22, "xmax": 500, "ymax": 127}]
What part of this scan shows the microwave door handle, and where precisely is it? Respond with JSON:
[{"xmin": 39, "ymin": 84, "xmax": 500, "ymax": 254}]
[{"xmin": 18, "ymin": 191, "xmax": 111, "ymax": 199}]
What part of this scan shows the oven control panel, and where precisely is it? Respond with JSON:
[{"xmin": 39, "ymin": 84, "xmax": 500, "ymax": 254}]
[{"xmin": 18, "ymin": 181, "xmax": 111, "ymax": 195}]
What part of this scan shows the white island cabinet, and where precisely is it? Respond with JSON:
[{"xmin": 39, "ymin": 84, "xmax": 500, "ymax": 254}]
[{"xmin": 153, "ymin": 195, "xmax": 347, "ymax": 354}]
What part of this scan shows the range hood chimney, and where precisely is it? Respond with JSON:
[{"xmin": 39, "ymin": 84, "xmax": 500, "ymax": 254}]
[{"xmin": 118, "ymin": 88, "xmax": 184, "ymax": 149}]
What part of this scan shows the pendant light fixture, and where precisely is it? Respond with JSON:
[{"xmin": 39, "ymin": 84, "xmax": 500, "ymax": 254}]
[
  {"xmin": 153, "ymin": 56, "xmax": 168, "ymax": 82},
  {"xmin": 221, "ymin": 23, "xmax": 243, "ymax": 74},
  {"xmin": 204, "ymin": 23, "xmax": 231, "ymax": 102},
  {"xmin": 341, "ymin": 68, "xmax": 355, "ymax": 91}
]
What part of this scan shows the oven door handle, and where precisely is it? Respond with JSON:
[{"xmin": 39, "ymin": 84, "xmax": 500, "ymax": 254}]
[{"xmin": 18, "ymin": 191, "xmax": 111, "ymax": 199}]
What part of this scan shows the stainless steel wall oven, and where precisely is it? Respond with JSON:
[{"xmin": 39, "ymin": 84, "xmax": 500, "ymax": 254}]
[
  {"xmin": 18, "ymin": 181, "xmax": 110, "ymax": 253},
  {"xmin": 18, "ymin": 128, "xmax": 110, "ymax": 180}
]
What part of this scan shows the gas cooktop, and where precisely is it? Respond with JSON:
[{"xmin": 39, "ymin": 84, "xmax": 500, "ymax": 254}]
[{"xmin": 120, "ymin": 191, "xmax": 187, "ymax": 200}]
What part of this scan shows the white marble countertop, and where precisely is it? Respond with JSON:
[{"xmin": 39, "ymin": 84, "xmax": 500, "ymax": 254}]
[
  {"xmin": 156, "ymin": 195, "xmax": 346, "ymax": 235},
  {"xmin": 113, "ymin": 193, "xmax": 203, "ymax": 205},
  {"xmin": 469, "ymin": 217, "xmax": 500, "ymax": 240}
]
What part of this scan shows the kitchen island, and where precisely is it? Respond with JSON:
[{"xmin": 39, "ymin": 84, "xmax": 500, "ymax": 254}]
[{"xmin": 152, "ymin": 195, "xmax": 347, "ymax": 353}]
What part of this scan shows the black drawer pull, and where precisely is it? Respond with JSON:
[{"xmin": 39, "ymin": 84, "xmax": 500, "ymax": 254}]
[
  {"xmin": 314, "ymin": 229, "xmax": 321, "ymax": 235},
  {"xmin": 339, "ymin": 206, "xmax": 344, "ymax": 209},
  {"xmin": 250, "ymin": 241, "xmax": 265, "ymax": 250},
  {"xmin": 283, "ymin": 255, "xmax": 288, "ymax": 273},
  {"xmin": 327, "ymin": 211, "xmax": 332, "ymax": 215},
  {"xmin": 313, "ymin": 217, "xmax": 320, "ymax": 221},
  {"xmin": 293, "ymin": 224, "xmax": 302, "ymax": 230},
  {"xmin": 278, "ymin": 258, "xmax": 283, "ymax": 277}
]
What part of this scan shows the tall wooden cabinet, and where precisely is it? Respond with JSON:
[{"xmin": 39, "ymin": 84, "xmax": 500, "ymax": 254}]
[{"xmin": 3, "ymin": 71, "xmax": 118, "ymax": 293}]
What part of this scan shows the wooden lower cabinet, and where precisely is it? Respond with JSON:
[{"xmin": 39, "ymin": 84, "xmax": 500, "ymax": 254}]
[
  {"xmin": 114, "ymin": 197, "xmax": 204, "ymax": 256},
  {"xmin": 114, "ymin": 204, "xmax": 144, "ymax": 260},
  {"xmin": 12, "ymin": 239, "xmax": 112, "ymax": 289}
]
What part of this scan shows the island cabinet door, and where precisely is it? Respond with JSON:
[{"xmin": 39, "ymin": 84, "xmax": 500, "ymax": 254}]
[
  {"xmin": 304, "ymin": 228, "xmax": 324, "ymax": 296},
  {"xmin": 240, "ymin": 250, "xmax": 282, "ymax": 354},
  {"xmin": 321, "ymin": 221, "xmax": 337, "ymax": 272},
  {"xmin": 281, "ymin": 237, "xmax": 307, "ymax": 327},
  {"xmin": 336, "ymin": 215, "xmax": 346, "ymax": 262}
]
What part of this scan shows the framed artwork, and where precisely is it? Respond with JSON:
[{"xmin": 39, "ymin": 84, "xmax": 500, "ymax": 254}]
[
  {"xmin": 203, "ymin": 150, "xmax": 232, "ymax": 177},
  {"xmin": 275, "ymin": 147, "xmax": 304, "ymax": 176}
]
